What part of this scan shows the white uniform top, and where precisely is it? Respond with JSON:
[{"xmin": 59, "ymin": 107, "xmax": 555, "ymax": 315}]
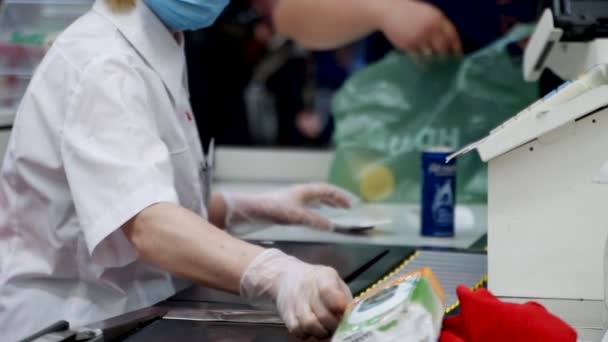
[{"xmin": 0, "ymin": 1, "xmax": 208, "ymax": 340}]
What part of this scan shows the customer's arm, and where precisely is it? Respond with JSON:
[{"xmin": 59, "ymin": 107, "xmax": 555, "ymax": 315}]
[
  {"xmin": 122, "ymin": 202, "xmax": 262, "ymax": 293},
  {"xmin": 274, "ymin": 0, "xmax": 461, "ymax": 55}
]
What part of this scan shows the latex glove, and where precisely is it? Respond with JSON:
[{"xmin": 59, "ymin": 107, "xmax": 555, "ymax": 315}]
[
  {"xmin": 381, "ymin": 0, "xmax": 462, "ymax": 56},
  {"xmin": 223, "ymin": 183, "xmax": 352, "ymax": 230},
  {"xmin": 240, "ymin": 248, "xmax": 353, "ymax": 339}
]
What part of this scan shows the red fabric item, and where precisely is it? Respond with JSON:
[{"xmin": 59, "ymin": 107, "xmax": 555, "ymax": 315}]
[{"xmin": 439, "ymin": 286, "xmax": 577, "ymax": 342}]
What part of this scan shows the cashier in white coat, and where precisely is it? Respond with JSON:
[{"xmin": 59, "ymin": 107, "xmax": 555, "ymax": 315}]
[{"xmin": 0, "ymin": 0, "xmax": 354, "ymax": 340}]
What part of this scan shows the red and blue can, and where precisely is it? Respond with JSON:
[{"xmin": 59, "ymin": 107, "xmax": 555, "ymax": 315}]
[{"xmin": 421, "ymin": 147, "xmax": 456, "ymax": 237}]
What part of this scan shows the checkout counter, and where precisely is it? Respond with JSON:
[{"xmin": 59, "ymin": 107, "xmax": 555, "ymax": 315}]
[
  {"xmin": 21, "ymin": 148, "xmax": 491, "ymax": 342},
  {"xmin": 23, "ymin": 148, "xmax": 600, "ymax": 342}
]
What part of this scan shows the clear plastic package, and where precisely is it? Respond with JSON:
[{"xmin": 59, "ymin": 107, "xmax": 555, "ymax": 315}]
[{"xmin": 333, "ymin": 268, "xmax": 445, "ymax": 342}]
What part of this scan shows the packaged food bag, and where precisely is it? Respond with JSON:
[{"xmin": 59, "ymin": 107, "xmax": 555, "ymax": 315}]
[{"xmin": 332, "ymin": 268, "xmax": 444, "ymax": 342}]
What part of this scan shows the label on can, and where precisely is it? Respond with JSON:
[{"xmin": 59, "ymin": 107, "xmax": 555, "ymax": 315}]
[{"xmin": 421, "ymin": 149, "xmax": 456, "ymax": 237}]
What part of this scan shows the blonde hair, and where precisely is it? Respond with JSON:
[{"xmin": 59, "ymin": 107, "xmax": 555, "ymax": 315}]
[{"xmin": 108, "ymin": 0, "xmax": 136, "ymax": 11}]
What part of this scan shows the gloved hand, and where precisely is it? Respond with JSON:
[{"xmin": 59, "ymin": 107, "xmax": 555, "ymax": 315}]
[
  {"xmin": 223, "ymin": 183, "xmax": 352, "ymax": 230},
  {"xmin": 240, "ymin": 248, "xmax": 353, "ymax": 339}
]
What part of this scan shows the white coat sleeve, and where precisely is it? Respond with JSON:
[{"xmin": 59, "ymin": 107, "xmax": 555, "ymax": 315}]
[{"xmin": 61, "ymin": 55, "xmax": 180, "ymax": 268}]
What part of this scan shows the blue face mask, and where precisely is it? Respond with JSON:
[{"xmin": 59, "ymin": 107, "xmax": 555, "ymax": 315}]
[{"xmin": 144, "ymin": 0, "xmax": 229, "ymax": 32}]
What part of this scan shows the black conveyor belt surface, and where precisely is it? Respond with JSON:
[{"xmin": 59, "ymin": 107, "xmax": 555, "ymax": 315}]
[{"xmin": 359, "ymin": 250, "xmax": 487, "ymax": 311}]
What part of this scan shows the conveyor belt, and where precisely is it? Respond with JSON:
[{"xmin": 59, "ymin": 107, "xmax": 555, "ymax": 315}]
[
  {"xmin": 166, "ymin": 245, "xmax": 486, "ymax": 317},
  {"xmin": 357, "ymin": 250, "xmax": 488, "ymax": 313},
  {"xmin": 88, "ymin": 246, "xmax": 488, "ymax": 342}
]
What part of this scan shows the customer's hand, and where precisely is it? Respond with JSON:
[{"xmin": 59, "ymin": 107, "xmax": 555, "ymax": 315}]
[
  {"xmin": 223, "ymin": 183, "xmax": 352, "ymax": 230},
  {"xmin": 240, "ymin": 249, "xmax": 352, "ymax": 339},
  {"xmin": 380, "ymin": 0, "xmax": 462, "ymax": 56}
]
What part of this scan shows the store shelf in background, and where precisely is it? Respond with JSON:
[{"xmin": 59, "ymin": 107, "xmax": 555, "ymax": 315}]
[
  {"xmin": 0, "ymin": 0, "xmax": 92, "ymax": 113},
  {"xmin": 0, "ymin": 0, "xmax": 93, "ymax": 58},
  {"xmin": 0, "ymin": 0, "xmax": 92, "ymax": 41}
]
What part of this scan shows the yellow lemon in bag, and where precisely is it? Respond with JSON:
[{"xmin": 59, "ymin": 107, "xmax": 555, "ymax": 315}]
[{"xmin": 358, "ymin": 164, "xmax": 395, "ymax": 202}]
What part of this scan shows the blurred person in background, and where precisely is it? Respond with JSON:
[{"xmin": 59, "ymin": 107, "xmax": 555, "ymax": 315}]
[
  {"xmin": 188, "ymin": 0, "xmax": 467, "ymax": 149},
  {"xmin": 186, "ymin": 0, "xmax": 276, "ymax": 148},
  {"xmin": 189, "ymin": 0, "xmax": 541, "ymax": 149},
  {"xmin": 186, "ymin": 0, "xmax": 339, "ymax": 148}
]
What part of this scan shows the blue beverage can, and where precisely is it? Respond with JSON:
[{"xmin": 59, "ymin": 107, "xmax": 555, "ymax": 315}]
[{"xmin": 421, "ymin": 147, "xmax": 456, "ymax": 237}]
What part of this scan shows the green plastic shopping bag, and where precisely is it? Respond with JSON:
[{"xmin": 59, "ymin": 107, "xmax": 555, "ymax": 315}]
[{"xmin": 329, "ymin": 26, "xmax": 538, "ymax": 203}]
